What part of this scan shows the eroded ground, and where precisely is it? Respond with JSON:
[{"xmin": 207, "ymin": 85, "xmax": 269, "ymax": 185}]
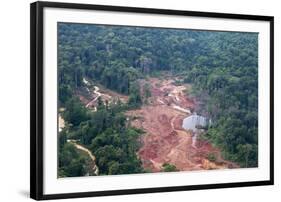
[
  {"xmin": 126, "ymin": 77, "xmax": 238, "ymax": 172},
  {"xmin": 63, "ymin": 76, "xmax": 238, "ymax": 173}
]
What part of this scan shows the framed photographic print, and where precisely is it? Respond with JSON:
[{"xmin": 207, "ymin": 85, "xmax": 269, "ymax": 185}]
[{"xmin": 30, "ymin": 1, "xmax": 274, "ymax": 200}]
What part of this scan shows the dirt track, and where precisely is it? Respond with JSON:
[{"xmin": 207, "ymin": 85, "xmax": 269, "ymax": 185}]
[
  {"xmin": 67, "ymin": 139, "xmax": 99, "ymax": 175},
  {"xmin": 127, "ymin": 77, "xmax": 238, "ymax": 172},
  {"xmin": 78, "ymin": 78, "xmax": 128, "ymax": 110}
]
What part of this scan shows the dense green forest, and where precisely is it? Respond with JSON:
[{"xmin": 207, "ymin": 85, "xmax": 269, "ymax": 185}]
[
  {"xmin": 58, "ymin": 22, "xmax": 258, "ymax": 177},
  {"xmin": 59, "ymin": 97, "xmax": 144, "ymax": 176}
]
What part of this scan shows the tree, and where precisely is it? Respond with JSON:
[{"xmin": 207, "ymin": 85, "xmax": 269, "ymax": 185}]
[
  {"xmin": 236, "ymin": 144, "xmax": 253, "ymax": 167},
  {"xmin": 128, "ymin": 82, "xmax": 142, "ymax": 108},
  {"xmin": 58, "ymin": 143, "xmax": 89, "ymax": 177},
  {"xmin": 63, "ymin": 97, "xmax": 88, "ymax": 127},
  {"xmin": 162, "ymin": 163, "xmax": 178, "ymax": 172}
]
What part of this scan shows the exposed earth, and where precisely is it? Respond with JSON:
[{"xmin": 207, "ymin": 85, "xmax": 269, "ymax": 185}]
[
  {"xmin": 126, "ymin": 77, "xmax": 239, "ymax": 172},
  {"xmin": 61, "ymin": 77, "xmax": 238, "ymax": 174}
]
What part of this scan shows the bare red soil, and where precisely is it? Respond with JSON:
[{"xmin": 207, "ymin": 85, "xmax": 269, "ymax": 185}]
[{"xmin": 127, "ymin": 78, "xmax": 238, "ymax": 172}]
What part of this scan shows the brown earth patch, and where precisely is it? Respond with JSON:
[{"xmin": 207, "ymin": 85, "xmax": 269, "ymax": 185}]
[{"xmin": 126, "ymin": 77, "xmax": 238, "ymax": 172}]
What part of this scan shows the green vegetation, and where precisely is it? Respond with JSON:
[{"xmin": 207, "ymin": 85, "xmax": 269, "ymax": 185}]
[
  {"xmin": 59, "ymin": 98, "xmax": 144, "ymax": 177},
  {"xmin": 58, "ymin": 142, "xmax": 91, "ymax": 177},
  {"xmin": 58, "ymin": 129, "xmax": 92, "ymax": 177},
  {"xmin": 183, "ymin": 46, "xmax": 258, "ymax": 167},
  {"xmin": 128, "ymin": 82, "xmax": 142, "ymax": 108},
  {"xmin": 162, "ymin": 163, "xmax": 178, "ymax": 172},
  {"xmin": 58, "ymin": 22, "xmax": 258, "ymax": 177},
  {"xmin": 207, "ymin": 153, "xmax": 217, "ymax": 162}
]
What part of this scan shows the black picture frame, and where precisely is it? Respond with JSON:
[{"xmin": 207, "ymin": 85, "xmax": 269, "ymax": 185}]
[{"xmin": 30, "ymin": 1, "xmax": 274, "ymax": 200}]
